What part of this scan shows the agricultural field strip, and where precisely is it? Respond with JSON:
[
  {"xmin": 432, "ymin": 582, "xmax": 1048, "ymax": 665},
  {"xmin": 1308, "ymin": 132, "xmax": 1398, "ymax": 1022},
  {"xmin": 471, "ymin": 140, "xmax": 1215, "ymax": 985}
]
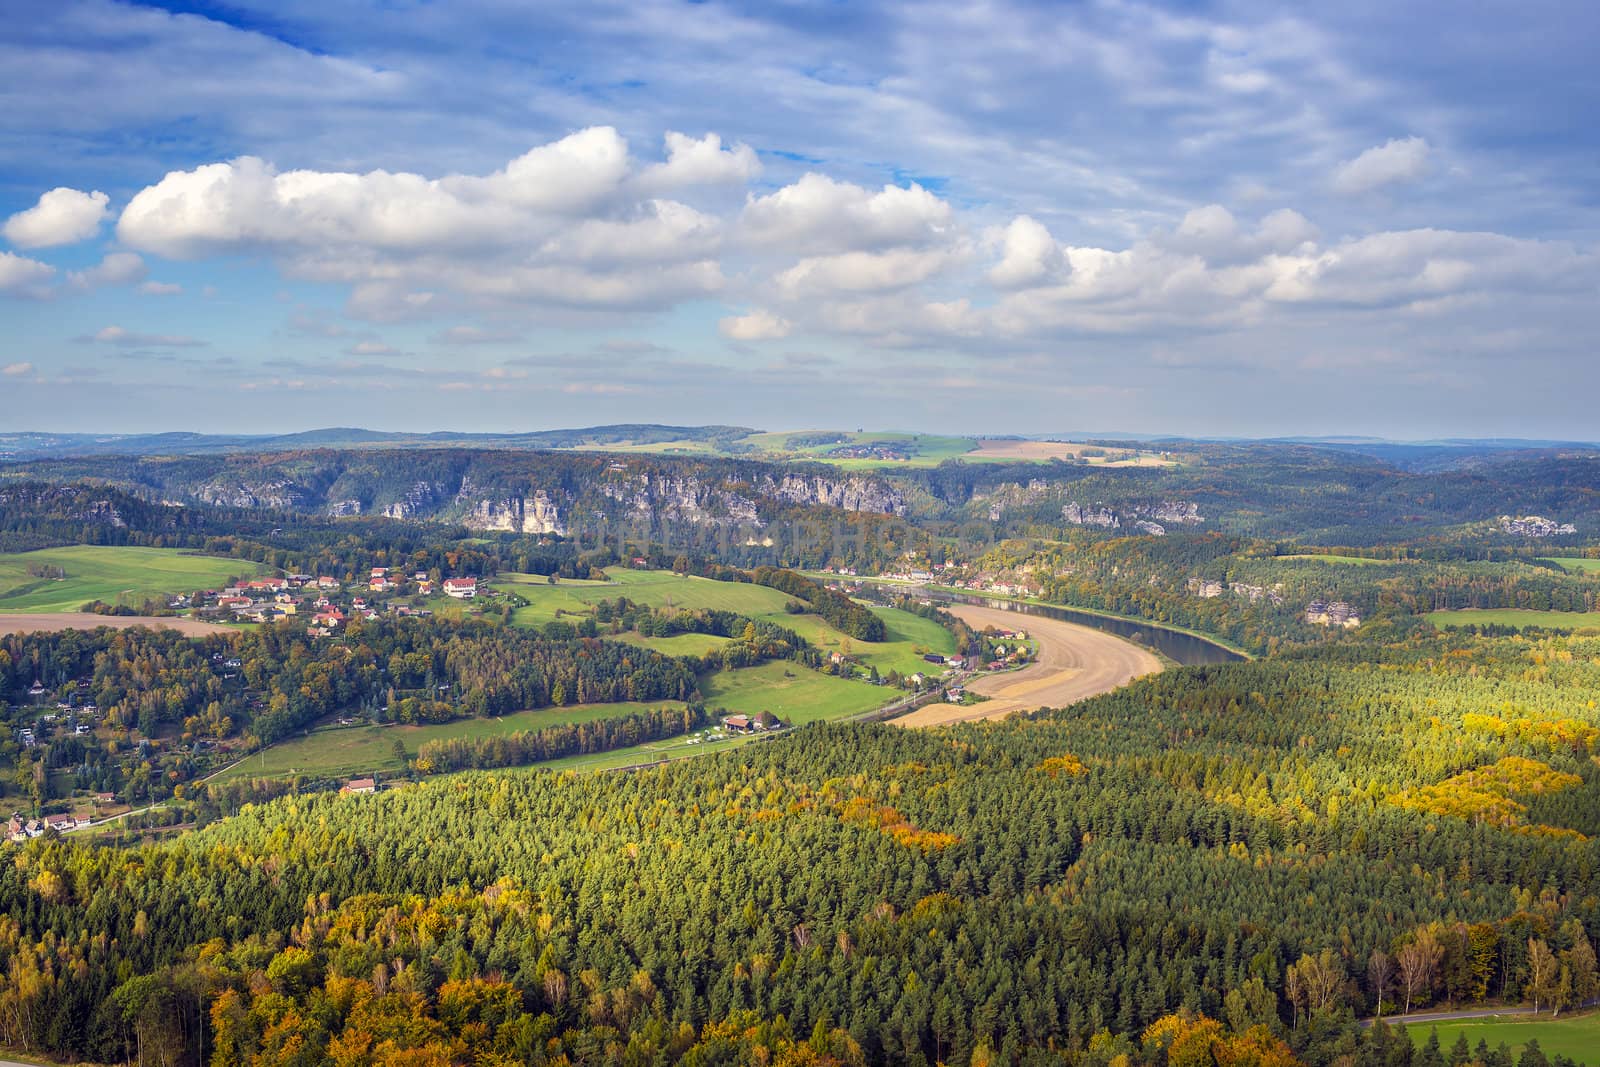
[{"xmin": 1427, "ymin": 608, "xmax": 1600, "ymax": 628}]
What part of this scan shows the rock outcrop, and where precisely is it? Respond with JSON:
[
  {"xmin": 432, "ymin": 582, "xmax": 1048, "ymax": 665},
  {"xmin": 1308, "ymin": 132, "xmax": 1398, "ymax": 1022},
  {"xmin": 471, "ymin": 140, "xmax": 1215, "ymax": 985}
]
[
  {"xmin": 193, "ymin": 480, "xmax": 317, "ymax": 511},
  {"xmin": 1063, "ymin": 500, "xmax": 1203, "ymax": 534},
  {"xmin": 460, "ymin": 489, "xmax": 566, "ymax": 534},
  {"xmin": 1499, "ymin": 515, "xmax": 1577, "ymax": 537}
]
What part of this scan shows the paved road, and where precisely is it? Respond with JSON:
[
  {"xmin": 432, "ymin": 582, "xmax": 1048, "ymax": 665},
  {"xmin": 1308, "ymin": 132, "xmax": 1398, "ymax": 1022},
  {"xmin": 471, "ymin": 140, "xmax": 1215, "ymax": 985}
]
[{"xmin": 895, "ymin": 604, "xmax": 1163, "ymax": 727}]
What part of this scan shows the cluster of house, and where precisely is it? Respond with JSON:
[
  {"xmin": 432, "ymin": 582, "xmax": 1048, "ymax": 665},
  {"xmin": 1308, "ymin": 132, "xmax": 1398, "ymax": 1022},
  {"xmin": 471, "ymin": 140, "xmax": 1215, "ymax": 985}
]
[
  {"xmin": 7, "ymin": 807, "xmax": 105, "ymax": 841},
  {"xmin": 201, "ymin": 573, "xmax": 333, "ymax": 624},
  {"xmin": 719, "ymin": 714, "xmax": 782, "ymax": 734},
  {"xmin": 189, "ymin": 570, "xmax": 480, "ymax": 633},
  {"xmin": 13, "ymin": 696, "xmax": 101, "ymax": 747},
  {"xmin": 1305, "ymin": 600, "xmax": 1362, "ymax": 628},
  {"xmin": 980, "ymin": 629, "xmax": 1032, "ymax": 671}
]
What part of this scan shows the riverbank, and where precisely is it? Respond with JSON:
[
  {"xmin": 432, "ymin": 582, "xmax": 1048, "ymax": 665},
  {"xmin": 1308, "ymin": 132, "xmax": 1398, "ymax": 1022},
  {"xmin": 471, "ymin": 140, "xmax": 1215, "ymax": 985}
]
[
  {"xmin": 896, "ymin": 604, "xmax": 1163, "ymax": 726},
  {"xmin": 810, "ymin": 573, "xmax": 1253, "ymax": 660}
]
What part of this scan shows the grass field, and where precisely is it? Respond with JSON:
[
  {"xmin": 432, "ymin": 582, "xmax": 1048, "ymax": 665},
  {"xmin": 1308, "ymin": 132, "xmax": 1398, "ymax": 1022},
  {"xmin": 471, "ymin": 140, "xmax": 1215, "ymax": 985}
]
[
  {"xmin": 504, "ymin": 567, "xmax": 954, "ymax": 676},
  {"xmin": 698, "ymin": 660, "xmax": 888, "ymax": 724},
  {"xmin": 0, "ymin": 545, "xmax": 266, "ymax": 613},
  {"xmin": 504, "ymin": 568, "xmax": 796, "ymax": 627},
  {"xmin": 1405, "ymin": 1009, "xmax": 1600, "ymax": 1064},
  {"xmin": 611, "ymin": 630, "xmax": 732, "ymax": 656},
  {"xmin": 212, "ymin": 699, "xmax": 691, "ymax": 781},
  {"xmin": 1427, "ymin": 608, "xmax": 1600, "ymax": 629},
  {"xmin": 526, "ymin": 729, "xmax": 768, "ymax": 772},
  {"xmin": 1276, "ymin": 553, "xmax": 1401, "ymax": 566},
  {"xmin": 1542, "ymin": 557, "xmax": 1600, "ymax": 574}
]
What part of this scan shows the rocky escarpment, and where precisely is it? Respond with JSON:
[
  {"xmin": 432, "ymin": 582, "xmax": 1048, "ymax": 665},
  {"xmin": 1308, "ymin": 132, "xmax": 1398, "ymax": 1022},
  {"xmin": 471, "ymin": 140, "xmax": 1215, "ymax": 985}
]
[
  {"xmin": 2, "ymin": 450, "xmax": 905, "ymax": 534},
  {"xmin": 1499, "ymin": 515, "xmax": 1577, "ymax": 537},
  {"xmin": 597, "ymin": 472, "xmax": 757, "ymax": 527},
  {"xmin": 457, "ymin": 480, "xmax": 564, "ymax": 535},
  {"xmin": 193, "ymin": 479, "xmax": 320, "ymax": 511},
  {"xmin": 1062, "ymin": 500, "xmax": 1203, "ymax": 535},
  {"xmin": 0, "ymin": 485, "xmax": 127, "ymax": 527},
  {"xmin": 758, "ymin": 473, "xmax": 904, "ymax": 515},
  {"xmin": 383, "ymin": 480, "xmax": 451, "ymax": 520}
]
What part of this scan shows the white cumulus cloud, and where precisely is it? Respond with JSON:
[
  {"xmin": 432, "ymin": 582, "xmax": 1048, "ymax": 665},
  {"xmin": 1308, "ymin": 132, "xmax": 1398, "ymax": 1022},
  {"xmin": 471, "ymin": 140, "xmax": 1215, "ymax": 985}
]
[
  {"xmin": 2, "ymin": 362, "xmax": 34, "ymax": 377},
  {"xmin": 1334, "ymin": 136, "xmax": 1432, "ymax": 195},
  {"xmin": 4, "ymin": 188, "xmax": 110, "ymax": 248},
  {"xmin": 719, "ymin": 309, "xmax": 793, "ymax": 340},
  {"xmin": 70, "ymin": 252, "xmax": 148, "ymax": 289},
  {"xmin": 638, "ymin": 132, "xmax": 761, "ymax": 193},
  {"xmin": 112, "ymin": 128, "xmax": 730, "ymax": 318},
  {"xmin": 988, "ymin": 216, "xmax": 1070, "ymax": 290},
  {"xmin": 741, "ymin": 174, "xmax": 953, "ymax": 254},
  {"xmin": 0, "ymin": 251, "xmax": 56, "ymax": 296},
  {"xmin": 777, "ymin": 247, "xmax": 962, "ymax": 296}
]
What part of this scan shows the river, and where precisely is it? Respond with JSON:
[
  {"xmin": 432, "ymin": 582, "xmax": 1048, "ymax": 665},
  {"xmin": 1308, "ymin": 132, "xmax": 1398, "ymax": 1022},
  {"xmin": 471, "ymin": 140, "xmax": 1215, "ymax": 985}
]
[{"xmin": 834, "ymin": 584, "xmax": 1247, "ymax": 666}]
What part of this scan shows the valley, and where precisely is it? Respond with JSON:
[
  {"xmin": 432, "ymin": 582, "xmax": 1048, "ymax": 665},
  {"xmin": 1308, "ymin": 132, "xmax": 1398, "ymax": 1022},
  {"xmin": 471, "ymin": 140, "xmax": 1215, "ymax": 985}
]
[{"xmin": 3, "ymin": 430, "xmax": 1600, "ymax": 1067}]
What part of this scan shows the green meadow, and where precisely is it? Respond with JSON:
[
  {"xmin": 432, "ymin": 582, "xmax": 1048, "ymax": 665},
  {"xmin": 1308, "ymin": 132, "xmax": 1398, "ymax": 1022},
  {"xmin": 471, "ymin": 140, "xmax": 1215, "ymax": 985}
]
[
  {"xmin": 611, "ymin": 630, "xmax": 733, "ymax": 656},
  {"xmin": 0, "ymin": 545, "xmax": 266, "ymax": 613},
  {"xmin": 697, "ymin": 660, "xmax": 888, "ymax": 724},
  {"xmin": 1275, "ymin": 553, "xmax": 1401, "ymax": 566},
  {"xmin": 1427, "ymin": 608, "xmax": 1600, "ymax": 629},
  {"xmin": 503, "ymin": 568, "xmax": 795, "ymax": 627},
  {"xmin": 212, "ymin": 699, "xmax": 690, "ymax": 781},
  {"xmin": 1405, "ymin": 1009, "xmax": 1600, "ymax": 1065},
  {"xmin": 1541, "ymin": 556, "xmax": 1600, "ymax": 574},
  {"xmin": 504, "ymin": 566, "xmax": 953, "ymax": 675},
  {"xmin": 214, "ymin": 659, "xmax": 891, "ymax": 781}
]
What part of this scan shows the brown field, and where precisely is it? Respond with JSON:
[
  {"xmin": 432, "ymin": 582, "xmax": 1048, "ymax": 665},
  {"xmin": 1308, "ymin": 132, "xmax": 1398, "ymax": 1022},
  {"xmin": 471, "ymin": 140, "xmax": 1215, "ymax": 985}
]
[
  {"xmin": 0, "ymin": 613, "xmax": 236, "ymax": 637},
  {"xmin": 969, "ymin": 439, "xmax": 1174, "ymax": 466},
  {"xmin": 897, "ymin": 604, "xmax": 1162, "ymax": 727}
]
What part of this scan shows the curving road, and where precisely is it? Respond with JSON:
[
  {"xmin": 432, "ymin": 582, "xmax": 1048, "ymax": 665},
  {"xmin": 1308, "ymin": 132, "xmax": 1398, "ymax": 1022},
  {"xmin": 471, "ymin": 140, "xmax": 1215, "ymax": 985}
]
[{"xmin": 896, "ymin": 604, "xmax": 1163, "ymax": 727}]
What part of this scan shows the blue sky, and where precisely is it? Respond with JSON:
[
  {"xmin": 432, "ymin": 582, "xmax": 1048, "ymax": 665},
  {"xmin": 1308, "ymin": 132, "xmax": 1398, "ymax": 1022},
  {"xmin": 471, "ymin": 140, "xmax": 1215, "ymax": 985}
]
[{"xmin": 2, "ymin": 0, "xmax": 1597, "ymax": 438}]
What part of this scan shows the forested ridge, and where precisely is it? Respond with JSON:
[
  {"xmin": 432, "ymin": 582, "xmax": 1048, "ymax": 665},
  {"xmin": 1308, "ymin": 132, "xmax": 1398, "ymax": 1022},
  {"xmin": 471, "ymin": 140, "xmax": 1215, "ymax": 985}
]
[{"xmin": 4, "ymin": 631, "xmax": 1599, "ymax": 1065}]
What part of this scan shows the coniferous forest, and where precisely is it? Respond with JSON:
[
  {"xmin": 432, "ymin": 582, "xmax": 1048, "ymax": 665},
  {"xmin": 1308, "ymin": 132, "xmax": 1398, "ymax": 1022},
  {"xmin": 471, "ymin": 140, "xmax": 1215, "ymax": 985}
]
[{"xmin": 4, "ymin": 627, "xmax": 1600, "ymax": 1065}]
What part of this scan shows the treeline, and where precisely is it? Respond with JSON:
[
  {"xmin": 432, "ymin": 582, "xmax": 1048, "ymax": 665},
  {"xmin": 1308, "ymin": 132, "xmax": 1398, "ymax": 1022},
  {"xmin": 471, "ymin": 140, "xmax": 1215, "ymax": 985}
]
[
  {"xmin": 414, "ymin": 704, "xmax": 710, "ymax": 774},
  {"xmin": 752, "ymin": 566, "xmax": 888, "ymax": 640}
]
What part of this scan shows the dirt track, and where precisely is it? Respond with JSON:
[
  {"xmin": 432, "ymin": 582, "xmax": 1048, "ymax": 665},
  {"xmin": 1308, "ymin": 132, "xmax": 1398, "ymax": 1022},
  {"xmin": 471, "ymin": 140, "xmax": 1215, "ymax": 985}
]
[
  {"xmin": 0, "ymin": 613, "xmax": 235, "ymax": 637},
  {"xmin": 896, "ymin": 605, "xmax": 1162, "ymax": 727}
]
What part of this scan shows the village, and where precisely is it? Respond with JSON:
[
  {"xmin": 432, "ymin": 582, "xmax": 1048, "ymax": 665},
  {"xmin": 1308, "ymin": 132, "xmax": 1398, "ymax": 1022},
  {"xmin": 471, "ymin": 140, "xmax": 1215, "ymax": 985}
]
[
  {"xmin": 179, "ymin": 567, "xmax": 485, "ymax": 633},
  {"xmin": 3, "ymin": 565, "xmax": 495, "ymax": 838}
]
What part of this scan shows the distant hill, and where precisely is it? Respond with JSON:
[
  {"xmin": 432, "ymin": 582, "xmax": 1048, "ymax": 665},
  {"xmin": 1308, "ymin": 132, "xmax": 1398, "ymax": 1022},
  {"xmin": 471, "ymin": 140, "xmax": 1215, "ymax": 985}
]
[{"xmin": 0, "ymin": 424, "xmax": 759, "ymax": 460}]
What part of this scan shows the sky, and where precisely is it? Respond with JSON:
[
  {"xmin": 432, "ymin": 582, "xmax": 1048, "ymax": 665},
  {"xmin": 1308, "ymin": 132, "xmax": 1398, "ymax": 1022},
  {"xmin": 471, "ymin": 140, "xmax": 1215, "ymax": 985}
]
[{"xmin": 2, "ymin": 0, "xmax": 1598, "ymax": 439}]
